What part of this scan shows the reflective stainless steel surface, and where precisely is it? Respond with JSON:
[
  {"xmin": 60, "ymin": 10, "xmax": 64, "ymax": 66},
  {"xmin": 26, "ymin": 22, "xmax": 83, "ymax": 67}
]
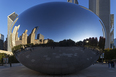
[{"xmin": 11, "ymin": 2, "xmax": 104, "ymax": 74}]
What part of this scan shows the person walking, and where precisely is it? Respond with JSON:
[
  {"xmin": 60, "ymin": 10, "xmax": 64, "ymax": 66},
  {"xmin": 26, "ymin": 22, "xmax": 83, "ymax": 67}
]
[
  {"xmin": 108, "ymin": 60, "xmax": 111, "ymax": 68},
  {"xmin": 111, "ymin": 61, "xmax": 114, "ymax": 68}
]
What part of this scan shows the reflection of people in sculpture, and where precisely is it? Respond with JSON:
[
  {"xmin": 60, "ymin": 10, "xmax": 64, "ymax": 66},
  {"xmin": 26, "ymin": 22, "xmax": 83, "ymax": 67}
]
[
  {"xmin": 3, "ymin": 57, "xmax": 8, "ymax": 64},
  {"xmin": 30, "ymin": 45, "xmax": 32, "ymax": 52}
]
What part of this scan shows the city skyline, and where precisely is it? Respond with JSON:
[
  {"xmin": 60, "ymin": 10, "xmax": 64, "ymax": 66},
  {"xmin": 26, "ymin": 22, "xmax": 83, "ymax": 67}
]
[{"xmin": 0, "ymin": 0, "xmax": 116, "ymax": 41}]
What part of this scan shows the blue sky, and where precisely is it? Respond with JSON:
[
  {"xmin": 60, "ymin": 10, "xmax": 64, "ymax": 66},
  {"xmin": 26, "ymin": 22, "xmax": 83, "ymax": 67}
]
[{"xmin": 0, "ymin": 0, "xmax": 116, "ymax": 41}]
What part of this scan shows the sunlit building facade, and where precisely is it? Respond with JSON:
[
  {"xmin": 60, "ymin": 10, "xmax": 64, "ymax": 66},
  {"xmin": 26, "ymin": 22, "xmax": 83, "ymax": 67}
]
[
  {"xmin": 0, "ymin": 34, "xmax": 4, "ymax": 41},
  {"xmin": 7, "ymin": 12, "xmax": 18, "ymax": 51}
]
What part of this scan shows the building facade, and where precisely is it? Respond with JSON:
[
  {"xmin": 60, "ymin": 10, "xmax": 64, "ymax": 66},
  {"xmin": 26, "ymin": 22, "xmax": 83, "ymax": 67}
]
[
  {"xmin": 4, "ymin": 38, "xmax": 7, "ymax": 50},
  {"xmin": 114, "ymin": 39, "xmax": 116, "ymax": 48},
  {"xmin": 0, "ymin": 34, "xmax": 4, "ymax": 41},
  {"xmin": 110, "ymin": 14, "xmax": 114, "ymax": 48},
  {"xmin": 89, "ymin": 0, "xmax": 114, "ymax": 49},
  {"xmin": 67, "ymin": 0, "xmax": 78, "ymax": 4},
  {"xmin": 0, "ymin": 40, "xmax": 3, "ymax": 50},
  {"xmin": 0, "ymin": 34, "xmax": 4, "ymax": 50},
  {"xmin": 7, "ymin": 12, "xmax": 18, "ymax": 51}
]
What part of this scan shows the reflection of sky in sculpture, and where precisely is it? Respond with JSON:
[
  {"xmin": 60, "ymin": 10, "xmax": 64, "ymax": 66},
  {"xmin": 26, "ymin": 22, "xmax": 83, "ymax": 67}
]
[{"xmin": 13, "ymin": 2, "xmax": 103, "ymax": 42}]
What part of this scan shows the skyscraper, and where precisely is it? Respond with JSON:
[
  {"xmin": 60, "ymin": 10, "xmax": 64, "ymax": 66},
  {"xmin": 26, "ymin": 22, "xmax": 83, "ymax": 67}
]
[
  {"xmin": 114, "ymin": 38, "xmax": 116, "ymax": 48},
  {"xmin": 7, "ymin": 12, "xmax": 18, "ymax": 51},
  {"xmin": 0, "ymin": 34, "xmax": 4, "ymax": 41},
  {"xmin": 0, "ymin": 34, "xmax": 4, "ymax": 50},
  {"xmin": 89, "ymin": 0, "xmax": 114, "ymax": 49},
  {"xmin": 67, "ymin": 0, "xmax": 78, "ymax": 4}
]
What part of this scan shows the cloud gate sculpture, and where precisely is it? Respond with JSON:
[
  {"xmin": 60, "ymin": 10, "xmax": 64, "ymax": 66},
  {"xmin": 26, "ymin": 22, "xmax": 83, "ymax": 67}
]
[{"xmin": 11, "ymin": 2, "xmax": 105, "ymax": 74}]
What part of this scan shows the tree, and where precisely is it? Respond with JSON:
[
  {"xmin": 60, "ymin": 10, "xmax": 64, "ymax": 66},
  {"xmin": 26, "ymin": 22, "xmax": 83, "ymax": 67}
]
[
  {"xmin": 59, "ymin": 39, "xmax": 75, "ymax": 46},
  {"xmin": 104, "ymin": 48, "xmax": 116, "ymax": 60},
  {"xmin": 98, "ymin": 36, "xmax": 105, "ymax": 50},
  {"xmin": 47, "ymin": 39, "xmax": 54, "ymax": 46},
  {"xmin": 76, "ymin": 41, "xmax": 83, "ymax": 46}
]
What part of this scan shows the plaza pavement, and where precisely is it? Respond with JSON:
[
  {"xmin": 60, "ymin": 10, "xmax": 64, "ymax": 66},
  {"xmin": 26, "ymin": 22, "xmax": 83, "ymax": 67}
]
[{"xmin": 0, "ymin": 63, "xmax": 116, "ymax": 77}]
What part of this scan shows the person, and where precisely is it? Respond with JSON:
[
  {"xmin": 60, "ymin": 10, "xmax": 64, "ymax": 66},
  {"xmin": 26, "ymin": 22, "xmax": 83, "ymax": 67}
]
[
  {"xmin": 111, "ymin": 61, "xmax": 114, "ymax": 68},
  {"xmin": 108, "ymin": 60, "xmax": 111, "ymax": 68},
  {"xmin": 114, "ymin": 61, "xmax": 116, "ymax": 68},
  {"xmin": 112, "ymin": 61, "xmax": 115, "ymax": 68},
  {"xmin": 30, "ymin": 44, "xmax": 33, "ymax": 52}
]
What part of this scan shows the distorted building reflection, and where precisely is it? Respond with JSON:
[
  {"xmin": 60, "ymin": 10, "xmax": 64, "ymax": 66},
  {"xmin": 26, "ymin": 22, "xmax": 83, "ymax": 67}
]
[{"xmin": 12, "ymin": 25, "xmax": 48, "ymax": 46}]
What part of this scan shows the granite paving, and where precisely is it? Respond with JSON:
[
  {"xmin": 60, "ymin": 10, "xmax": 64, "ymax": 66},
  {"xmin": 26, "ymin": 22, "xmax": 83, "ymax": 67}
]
[{"xmin": 0, "ymin": 63, "xmax": 116, "ymax": 77}]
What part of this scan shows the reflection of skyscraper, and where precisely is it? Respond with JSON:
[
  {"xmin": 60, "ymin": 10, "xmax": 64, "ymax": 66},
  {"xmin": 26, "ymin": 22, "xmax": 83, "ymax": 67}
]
[
  {"xmin": 37, "ymin": 34, "xmax": 44, "ymax": 44},
  {"xmin": 0, "ymin": 34, "xmax": 4, "ymax": 50},
  {"xmin": 27, "ymin": 28, "xmax": 36, "ymax": 44},
  {"xmin": 22, "ymin": 30, "xmax": 28, "ymax": 45},
  {"xmin": 12, "ymin": 25, "xmax": 20, "ymax": 47},
  {"xmin": 15, "ymin": 29, "xmax": 28, "ymax": 46},
  {"xmin": 67, "ymin": 0, "xmax": 78, "ymax": 4},
  {"xmin": 34, "ymin": 26, "xmax": 39, "ymax": 38},
  {"xmin": 89, "ymin": 0, "xmax": 114, "ymax": 49},
  {"xmin": 7, "ymin": 12, "xmax": 18, "ymax": 51}
]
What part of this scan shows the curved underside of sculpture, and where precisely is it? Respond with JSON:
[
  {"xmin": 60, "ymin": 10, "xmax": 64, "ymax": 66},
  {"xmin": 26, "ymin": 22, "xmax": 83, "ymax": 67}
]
[{"xmin": 15, "ymin": 47, "xmax": 100, "ymax": 74}]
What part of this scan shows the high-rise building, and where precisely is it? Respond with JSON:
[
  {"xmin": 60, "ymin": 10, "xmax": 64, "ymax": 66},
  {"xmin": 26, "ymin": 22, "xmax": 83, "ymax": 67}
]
[
  {"xmin": 114, "ymin": 38, "xmax": 116, "ymax": 48},
  {"xmin": 110, "ymin": 14, "xmax": 114, "ymax": 48},
  {"xmin": 0, "ymin": 40, "xmax": 3, "ymax": 50},
  {"xmin": 0, "ymin": 34, "xmax": 4, "ymax": 41},
  {"xmin": 0, "ymin": 34, "xmax": 4, "ymax": 50},
  {"xmin": 4, "ymin": 38, "xmax": 7, "ymax": 50},
  {"xmin": 7, "ymin": 12, "xmax": 18, "ymax": 51},
  {"xmin": 89, "ymin": 0, "xmax": 114, "ymax": 49},
  {"xmin": 67, "ymin": 0, "xmax": 78, "ymax": 4}
]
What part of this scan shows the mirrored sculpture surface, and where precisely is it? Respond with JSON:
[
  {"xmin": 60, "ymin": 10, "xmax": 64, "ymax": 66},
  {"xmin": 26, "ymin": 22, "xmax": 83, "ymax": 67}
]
[{"xmin": 12, "ymin": 2, "xmax": 105, "ymax": 74}]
